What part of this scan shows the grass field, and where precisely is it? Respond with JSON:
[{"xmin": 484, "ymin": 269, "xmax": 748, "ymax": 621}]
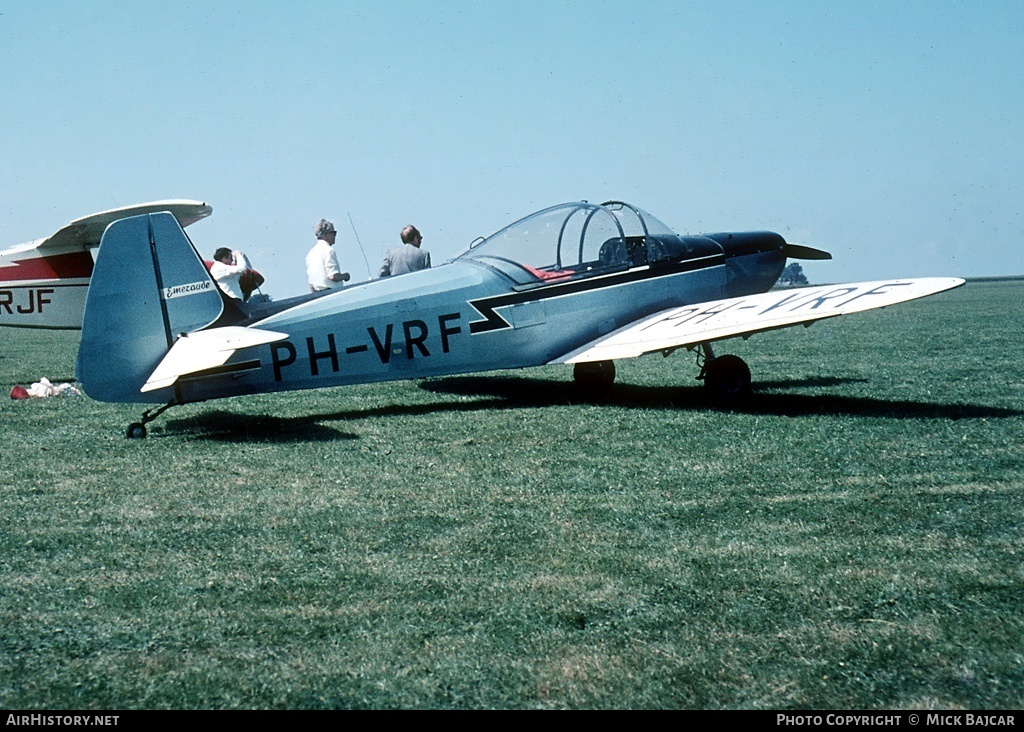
[{"xmin": 1, "ymin": 279, "xmax": 1022, "ymax": 709}]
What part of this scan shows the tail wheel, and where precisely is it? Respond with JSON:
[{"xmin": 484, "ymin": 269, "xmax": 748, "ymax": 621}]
[
  {"xmin": 573, "ymin": 360, "xmax": 616, "ymax": 389},
  {"xmin": 703, "ymin": 354, "xmax": 751, "ymax": 397}
]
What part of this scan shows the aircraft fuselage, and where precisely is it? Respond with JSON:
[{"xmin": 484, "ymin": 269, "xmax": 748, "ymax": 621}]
[{"xmin": 174, "ymin": 241, "xmax": 786, "ymax": 404}]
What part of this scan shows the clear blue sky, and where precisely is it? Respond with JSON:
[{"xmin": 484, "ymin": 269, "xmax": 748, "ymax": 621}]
[{"xmin": 3, "ymin": 1, "xmax": 1021, "ymax": 297}]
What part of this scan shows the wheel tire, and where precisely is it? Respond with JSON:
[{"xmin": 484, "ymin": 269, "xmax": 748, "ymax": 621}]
[
  {"xmin": 125, "ymin": 422, "xmax": 147, "ymax": 439},
  {"xmin": 573, "ymin": 360, "xmax": 616, "ymax": 389},
  {"xmin": 703, "ymin": 354, "xmax": 751, "ymax": 398}
]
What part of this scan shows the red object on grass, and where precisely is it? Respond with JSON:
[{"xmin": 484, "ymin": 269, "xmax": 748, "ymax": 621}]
[{"xmin": 10, "ymin": 385, "xmax": 30, "ymax": 400}]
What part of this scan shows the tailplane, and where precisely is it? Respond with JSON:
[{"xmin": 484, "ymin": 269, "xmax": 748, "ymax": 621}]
[{"xmin": 77, "ymin": 212, "xmax": 224, "ymax": 402}]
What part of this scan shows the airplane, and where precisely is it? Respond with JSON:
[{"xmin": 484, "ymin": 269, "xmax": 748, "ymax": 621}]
[
  {"xmin": 73, "ymin": 200, "xmax": 964, "ymax": 437},
  {"xmin": 0, "ymin": 200, "xmax": 212, "ymax": 329}
]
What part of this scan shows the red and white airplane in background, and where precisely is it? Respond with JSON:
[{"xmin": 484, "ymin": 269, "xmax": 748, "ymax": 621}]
[{"xmin": 0, "ymin": 200, "xmax": 211, "ymax": 329}]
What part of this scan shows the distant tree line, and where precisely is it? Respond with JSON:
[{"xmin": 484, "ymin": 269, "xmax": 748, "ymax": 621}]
[{"xmin": 778, "ymin": 263, "xmax": 809, "ymax": 286}]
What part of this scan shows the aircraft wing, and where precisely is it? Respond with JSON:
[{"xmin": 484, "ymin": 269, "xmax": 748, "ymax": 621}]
[
  {"xmin": 141, "ymin": 326, "xmax": 288, "ymax": 393},
  {"xmin": 552, "ymin": 277, "xmax": 965, "ymax": 364},
  {"xmin": 39, "ymin": 199, "xmax": 212, "ymax": 250}
]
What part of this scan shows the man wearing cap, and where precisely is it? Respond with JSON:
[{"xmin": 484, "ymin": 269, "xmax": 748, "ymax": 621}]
[
  {"xmin": 306, "ymin": 218, "xmax": 351, "ymax": 292},
  {"xmin": 378, "ymin": 225, "xmax": 431, "ymax": 278}
]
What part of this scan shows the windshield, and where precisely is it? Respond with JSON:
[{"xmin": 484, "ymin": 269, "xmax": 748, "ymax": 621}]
[{"xmin": 455, "ymin": 201, "xmax": 681, "ymax": 285}]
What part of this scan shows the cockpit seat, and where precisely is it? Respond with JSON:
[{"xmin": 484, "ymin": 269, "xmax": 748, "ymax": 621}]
[
  {"xmin": 599, "ymin": 236, "xmax": 648, "ymax": 268},
  {"xmin": 599, "ymin": 237, "xmax": 627, "ymax": 266}
]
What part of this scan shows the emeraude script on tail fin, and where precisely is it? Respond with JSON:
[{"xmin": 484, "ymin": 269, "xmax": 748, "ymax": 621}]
[{"xmin": 77, "ymin": 212, "xmax": 224, "ymax": 402}]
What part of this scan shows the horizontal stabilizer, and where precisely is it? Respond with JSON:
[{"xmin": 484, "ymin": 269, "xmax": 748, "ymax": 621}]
[
  {"xmin": 142, "ymin": 326, "xmax": 288, "ymax": 392},
  {"xmin": 553, "ymin": 277, "xmax": 964, "ymax": 364}
]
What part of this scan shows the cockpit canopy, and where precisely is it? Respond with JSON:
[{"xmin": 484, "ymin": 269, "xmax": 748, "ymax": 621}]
[{"xmin": 455, "ymin": 200, "xmax": 722, "ymax": 285}]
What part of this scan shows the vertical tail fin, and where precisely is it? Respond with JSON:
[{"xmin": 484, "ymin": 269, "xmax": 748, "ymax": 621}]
[{"xmin": 77, "ymin": 212, "xmax": 224, "ymax": 402}]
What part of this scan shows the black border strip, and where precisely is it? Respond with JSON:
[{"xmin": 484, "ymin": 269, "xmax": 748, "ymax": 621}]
[{"xmin": 468, "ymin": 253, "xmax": 725, "ymax": 333}]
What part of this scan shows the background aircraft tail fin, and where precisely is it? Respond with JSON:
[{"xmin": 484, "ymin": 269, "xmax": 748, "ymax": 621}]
[{"xmin": 77, "ymin": 212, "xmax": 224, "ymax": 402}]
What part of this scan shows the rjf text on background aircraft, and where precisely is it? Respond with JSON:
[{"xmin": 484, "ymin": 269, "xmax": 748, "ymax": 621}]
[
  {"xmin": 74, "ymin": 200, "xmax": 963, "ymax": 437},
  {"xmin": 0, "ymin": 200, "xmax": 212, "ymax": 329}
]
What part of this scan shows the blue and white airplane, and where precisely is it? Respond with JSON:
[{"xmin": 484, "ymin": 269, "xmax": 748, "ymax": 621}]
[{"xmin": 75, "ymin": 200, "xmax": 964, "ymax": 437}]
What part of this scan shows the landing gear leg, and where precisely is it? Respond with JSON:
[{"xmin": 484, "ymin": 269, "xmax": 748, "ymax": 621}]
[
  {"xmin": 695, "ymin": 342, "xmax": 716, "ymax": 381},
  {"xmin": 696, "ymin": 343, "xmax": 751, "ymax": 398},
  {"xmin": 126, "ymin": 399, "xmax": 179, "ymax": 439}
]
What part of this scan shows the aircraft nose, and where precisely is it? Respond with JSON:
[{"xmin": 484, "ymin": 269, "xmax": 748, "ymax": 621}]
[
  {"xmin": 712, "ymin": 231, "xmax": 788, "ymax": 258},
  {"xmin": 709, "ymin": 232, "xmax": 832, "ymax": 261}
]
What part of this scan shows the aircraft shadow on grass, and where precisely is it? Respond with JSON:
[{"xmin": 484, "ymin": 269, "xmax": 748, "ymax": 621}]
[
  {"xmin": 162, "ymin": 411, "xmax": 361, "ymax": 443},
  {"xmin": 161, "ymin": 397, "xmax": 514, "ymax": 442},
  {"xmin": 163, "ymin": 374, "xmax": 1021, "ymax": 441},
  {"xmin": 420, "ymin": 374, "xmax": 1023, "ymax": 421}
]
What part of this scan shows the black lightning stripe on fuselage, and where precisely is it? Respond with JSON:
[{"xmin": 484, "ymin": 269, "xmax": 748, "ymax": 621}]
[{"xmin": 467, "ymin": 253, "xmax": 726, "ymax": 334}]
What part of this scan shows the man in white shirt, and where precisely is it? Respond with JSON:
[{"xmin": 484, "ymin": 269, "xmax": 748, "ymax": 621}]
[
  {"xmin": 210, "ymin": 247, "xmax": 250, "ymax": 300},
  {"xmin": 306, "ymin": 219, "xmax": 351, "ymax": 291}
]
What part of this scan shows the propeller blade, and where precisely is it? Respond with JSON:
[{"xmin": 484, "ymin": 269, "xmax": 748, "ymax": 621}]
[{"xmin": 784, "ymin": 243, "xmax": 832, "ymax": 260}]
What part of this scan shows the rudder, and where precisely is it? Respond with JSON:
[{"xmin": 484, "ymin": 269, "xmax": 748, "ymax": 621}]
[{"xmin": 76, "ymin": 212, "xmax": 224, "ymax": 403}]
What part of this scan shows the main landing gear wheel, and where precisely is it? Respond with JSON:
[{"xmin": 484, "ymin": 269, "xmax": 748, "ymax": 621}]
[
  {"xmin": 702, "ymin": 354, "xmax": 751, "ymax": 398},
  {"xmin": 125, "ymin": 422, "xmax": 147, "ymax": 439},
  {"xmin": 573, "ymin": 360, "xmax": 616, "ymax": 389}
]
